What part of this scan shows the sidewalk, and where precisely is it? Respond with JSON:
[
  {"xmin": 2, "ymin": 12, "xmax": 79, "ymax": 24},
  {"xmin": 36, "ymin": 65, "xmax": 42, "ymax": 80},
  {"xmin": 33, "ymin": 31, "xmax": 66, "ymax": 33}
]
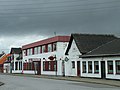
[{"xmin": 10, "ymin": 74, "xmax": 120, "ymax": 87}]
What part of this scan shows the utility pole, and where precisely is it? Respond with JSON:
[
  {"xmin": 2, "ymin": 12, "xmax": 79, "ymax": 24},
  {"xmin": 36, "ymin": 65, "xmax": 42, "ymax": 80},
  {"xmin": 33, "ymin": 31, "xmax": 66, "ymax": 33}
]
[{"xmin": 54, "ymin": 55, "xmax": 57, "ymax": 76}]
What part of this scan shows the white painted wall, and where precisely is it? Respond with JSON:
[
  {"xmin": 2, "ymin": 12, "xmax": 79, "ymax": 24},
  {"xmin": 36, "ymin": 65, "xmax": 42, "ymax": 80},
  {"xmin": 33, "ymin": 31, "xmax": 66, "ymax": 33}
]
[
  {"xmin": 65, "ymin": 40, "xmax": 81, "ymax": 76},
  {"xmin": 4, "ymin": 63, "xmax": 11, "ymax": 73},
  {"xmin": 22, "ymin": 42, "xmax": 69, "ymax": 76},
  {"xmin": 81, "ymin": 56, "xmax": 120, "ymax": 80},
  {"xmin": 81, "ymin": 58, "xmax": 102, "ymax": 78},
  {"xmin": 12, "ymin": 54, "xmax": 23, "ymax": 73}
]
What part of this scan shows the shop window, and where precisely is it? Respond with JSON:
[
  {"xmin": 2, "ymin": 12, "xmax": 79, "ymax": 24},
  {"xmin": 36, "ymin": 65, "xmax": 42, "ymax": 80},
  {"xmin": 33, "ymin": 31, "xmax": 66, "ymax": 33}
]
[
  {"xmin": 54, "ymin": 61, "xmax": 57, "ymax": 71},
  {"xmin": 82, "ymin": 61, "xmax": 86, "ymax": 73},
  {"xmin": 116, "ymin": 60, "xmax": 120, "ymax": 74},
  {"xmin": 94, "ymin": 61, "xmax": 99, "ymax": 73},
  {"xmin": 88, "ymin": 61, "xmax": 92, "ymax": 73},
  {"xmin": 19, "ymin": 62, "xmax": 21, "ymax": 70},
  {"xmin": 15, "ymin": 62, "xmax": 18, "ymax": 70},
  {"xmin": 48, "ymin": 62, "xmax": 51, "ymax": 70},
  {"xmin": 20, "ymin": 61, "xmax": 22, "ymax": 70},
  {"xmin": 72, "ymin": 61, "xmax": 75, "ymax": 68},
  {"xmin": 43, "ymin": 61, "xmax": 57, "ymax": 71},
  {"xmin": 23, "ymin": 62, "xmax": 34, "ymax": 70},
  {"xmin": 11, "ymin": 62, "xmax": 14, "ymax": 70},
  {"xmin": 43, "ymin": 62, "xmax": 45, "ymax": 71},
  {"xmin": 107, "ymin": 61, "xmax": 113, "ymax": 74}
]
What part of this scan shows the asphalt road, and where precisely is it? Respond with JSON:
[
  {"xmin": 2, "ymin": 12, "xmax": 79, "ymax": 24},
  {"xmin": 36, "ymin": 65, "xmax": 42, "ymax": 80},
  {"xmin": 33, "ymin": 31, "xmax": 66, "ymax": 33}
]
[{"xmin": 0, "ymin": 74, "xmax": 120, "ymax": 90}]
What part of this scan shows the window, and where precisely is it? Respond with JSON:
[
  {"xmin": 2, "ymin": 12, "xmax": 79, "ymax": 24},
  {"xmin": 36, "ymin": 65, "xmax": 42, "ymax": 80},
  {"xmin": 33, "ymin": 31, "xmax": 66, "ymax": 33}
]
[
  {"xmin": 11, "ymin": 62, "xmax": 14, "ymax": 70},
  {"xmin": 38, "ymin": 46, "xmax": 41, "ymax": 54},
  {"xmin": 94, "ymin": 61, "xmax": 99, "ymax": 73},
  {"xmin": 88, "ymin": 61, "xmax": 92, "ymax": 73},
  {"xmin": 82, "ymin": 61, "xmax": 86, "ymax": 73},
  {"xmin": 72, "ymin": 61, "xmax": 75, "ymax": 68},
  {"xmin": 34, "ymin": 47, "xmax": 38, "ymax": 54},
  {"xmin": 29, "ymin": 48, "xmax": 32, "ymax": 55},
  {"xmin": 43, "ymin": 61, "xmax": 45, "ymax": 71},
  {"xmin": 53, "ymin": 43, "xmax": 57, "ymax": 51},
  {"xmin": 15, "ymin": 62, "xmax": 18, "ymax": 70},
  {"xmin": 54, "ymin": 61, "xmax": 57, "ymax": 71},
  {"xmin": 26, "ymin": 48, "xmax": 32, "ymax": 55},
  {"xmin": 107, "ymin": 61, "xmax": 113, "ymax": 74},
  {"xmin": 48, "ymin": 62, "xmax": 51, "ymax": 70},
  {"xmin": 19, "ymin": 62, "xmax": 21, "ymax": 70},
  {"xmin": 116, "ymin": 60, "xmax": 120, "ymax": 74},
  {"xmin": 23, "ymin": 61, "xmax": 34, "ymax": 70},
  {"xmin": 43, "ymin": 61, "xmax": 57, "ymax": 71},
  {"xmin": 20, "ymin": 61, "xmax": 22, "ymax": 70},
  {"xmin": 42, "ymin": 45, "xmax": 46, "ymax": 53},
  {"xmin": 48, "ymin": 44, "xmax": 52, "ymax": 52},
  {"xmin": 32, "ymin": 48, "xmax": 34, "ymax": 55},
  {"xmin": 27, "ymin": 49, "xmax": 29, "ymax": 55},
  {"xmin": 23, "ymin": 50, "xmax": 27, "ymax": 56}
]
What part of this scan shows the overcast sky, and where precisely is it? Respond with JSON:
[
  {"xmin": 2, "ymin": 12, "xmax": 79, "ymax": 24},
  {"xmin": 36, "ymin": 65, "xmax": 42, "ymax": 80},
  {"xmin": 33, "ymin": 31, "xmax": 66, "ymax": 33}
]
[{"xmin": 0, "ymin": 0, "xmax": 120, "ymax": 53}]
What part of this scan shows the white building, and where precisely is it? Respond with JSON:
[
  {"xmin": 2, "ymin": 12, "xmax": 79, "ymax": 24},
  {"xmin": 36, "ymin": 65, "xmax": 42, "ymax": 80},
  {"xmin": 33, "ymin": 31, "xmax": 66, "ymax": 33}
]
[
  {"xmin": 65, "ymin": 33, "xmax": 117, "ymax": 77},
  {"xmin": 4, "ymin": 48, "xmax": 23, "ymax": 74},
  {"xmin": 22, "ymin": 36, "xmax": 70, "ymax": 76},
  {"xmin": 81, "ymin": 39, "xmax": 120, "ymax": 80}
]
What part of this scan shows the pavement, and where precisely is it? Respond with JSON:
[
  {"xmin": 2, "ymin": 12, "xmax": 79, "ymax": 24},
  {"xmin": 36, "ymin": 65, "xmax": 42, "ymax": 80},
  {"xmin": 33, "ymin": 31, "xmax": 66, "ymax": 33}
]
[{"xmin": 5, "ymin": 73, "xmax": 119, "ymax": 87}]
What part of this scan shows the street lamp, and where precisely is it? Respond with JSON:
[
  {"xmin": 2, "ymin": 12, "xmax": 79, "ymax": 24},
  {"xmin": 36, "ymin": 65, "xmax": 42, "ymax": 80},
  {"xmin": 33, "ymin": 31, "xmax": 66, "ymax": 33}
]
[{"xmin": 54, "ymin": 55, "xmax": 57, "ymax": 76}]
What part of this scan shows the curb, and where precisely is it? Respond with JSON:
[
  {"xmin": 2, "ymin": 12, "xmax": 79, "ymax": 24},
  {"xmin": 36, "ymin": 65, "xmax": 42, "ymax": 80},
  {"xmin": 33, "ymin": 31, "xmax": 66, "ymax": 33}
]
[
  {"xmin": 2, "ymin": 74, "xmax": 120, "ymax": 87},
  {"xmin": 35, "ymin": 76, "xmax": 120, "ymax": 87}
]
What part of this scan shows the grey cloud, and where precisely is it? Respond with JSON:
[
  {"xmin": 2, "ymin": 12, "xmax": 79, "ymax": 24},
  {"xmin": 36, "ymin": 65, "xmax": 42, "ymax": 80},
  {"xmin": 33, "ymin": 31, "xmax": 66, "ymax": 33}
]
[{"xmin": 0, "ymin": 0, "xmax": 120, "ymax": 37}]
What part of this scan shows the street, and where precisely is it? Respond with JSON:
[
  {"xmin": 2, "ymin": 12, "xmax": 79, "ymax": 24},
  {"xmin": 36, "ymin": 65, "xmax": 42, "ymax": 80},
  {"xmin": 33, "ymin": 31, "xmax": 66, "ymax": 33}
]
[{"xmin": 0, "ymin": 74, "xmax": 120, "ymax": 90}]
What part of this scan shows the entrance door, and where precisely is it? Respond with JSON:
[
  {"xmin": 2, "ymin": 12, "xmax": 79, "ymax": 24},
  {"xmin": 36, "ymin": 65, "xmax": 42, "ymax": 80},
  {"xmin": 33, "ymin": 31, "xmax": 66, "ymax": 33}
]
[
  {"xmin": 101, "ymin": 61, "xmax": 106, "ymax": 79},
  {"xmin": 37, "ymin": 61, "xmax": 41, "ymax": 75},
  {"xmin": 34, "ymin": 61, "xmax": 41, "ymax": 75},
  {"xmin": 77, "ymin": 61, "xmax": 80, "ymax": 76}
]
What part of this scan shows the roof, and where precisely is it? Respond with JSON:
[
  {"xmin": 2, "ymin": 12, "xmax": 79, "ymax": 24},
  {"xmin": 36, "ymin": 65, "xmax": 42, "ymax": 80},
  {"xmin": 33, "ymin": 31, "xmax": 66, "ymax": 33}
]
[
  {"xmin": 10, "ymin": 48, "xmax": 22, "ymax": 54},
  {"xmin": 0, "ymin": 54, "xmax": 11, "ymax": 64},
  {"xmin": 81, "ymin": 39, "xmax": 120, "ymax": 58},
  {"xmin": 22, "ymin": 36, "xmax": 70, "ymax": 49},
  {"xmin": 0, "ymin": 54, "xmax": 4, "ymax": 57},
  {"xmin": 65, "ymin": 33, "xmax": 117, "ymax": 55}
]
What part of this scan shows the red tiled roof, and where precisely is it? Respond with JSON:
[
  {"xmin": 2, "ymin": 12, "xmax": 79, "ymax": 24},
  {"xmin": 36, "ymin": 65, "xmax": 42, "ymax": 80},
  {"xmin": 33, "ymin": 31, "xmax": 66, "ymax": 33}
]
[
  {"xmin": 22, "ymin": 36, "xmax": 70, "ymax": 49},
  {"xmin": 0, "ymin": 54, "xmax": 11, "ymax": 64}
]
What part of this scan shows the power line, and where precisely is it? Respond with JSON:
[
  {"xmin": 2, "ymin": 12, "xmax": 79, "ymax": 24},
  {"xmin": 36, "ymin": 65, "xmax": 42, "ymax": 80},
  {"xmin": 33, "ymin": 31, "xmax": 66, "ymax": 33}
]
[
  {"xmin": 0, "ymin": 0, "xmax": 89, "ymax": 6},
  {"xmin": 0, "ymin": 0, "xmax": 88, "ymax": 3},
  {"xmin": 1, "ymin": 1, "xmax": 120, "ymax": 14},
  {"xmin": 0, "ymin": 0, "xmax": 119, "ymax": 6},
  {"xmin": 0, "ymin": 5, "xmax": 119, "ymax": 15},
  {"xmin": 0, "ymin": 0, "xmax": 119, "ymax": 11},
  {"xmin": 0, "ymin": 5, "xmax": 119, "ymax": 18}
]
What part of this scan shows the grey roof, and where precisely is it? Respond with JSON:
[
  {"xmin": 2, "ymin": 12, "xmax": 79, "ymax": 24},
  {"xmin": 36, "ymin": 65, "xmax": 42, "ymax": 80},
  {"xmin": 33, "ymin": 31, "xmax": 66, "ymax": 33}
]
[
  {"xmin": 0, "ymin": 54, "xmax": 4, "ymax": 57},
  {"xmin": 81, "ymin": 39, "xmax": 120, "ymax": 57},
  {"xmin": 10, "ymin": 48, "xmax": 22, "ymax": 54},
  {"xmin": 65, "ymin": 33, "xmax": 117, "ymax": 55}
]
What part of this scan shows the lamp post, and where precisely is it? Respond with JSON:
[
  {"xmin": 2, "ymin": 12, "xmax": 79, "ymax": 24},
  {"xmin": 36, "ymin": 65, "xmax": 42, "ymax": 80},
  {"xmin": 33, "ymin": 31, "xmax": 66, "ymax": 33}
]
[{"xmin": 54, "ymin": 55, "xmax": 57, "ymax": 77}]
